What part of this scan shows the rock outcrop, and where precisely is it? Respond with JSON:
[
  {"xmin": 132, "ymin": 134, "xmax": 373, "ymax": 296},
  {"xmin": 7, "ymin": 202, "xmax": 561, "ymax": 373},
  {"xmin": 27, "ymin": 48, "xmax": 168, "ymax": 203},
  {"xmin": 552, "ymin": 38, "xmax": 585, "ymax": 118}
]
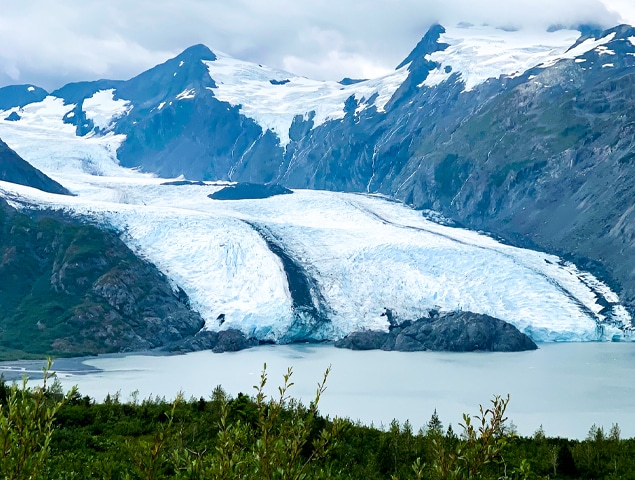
[
  {"xmin": 209, "ymin": 183, "xmax": 292, "ymax": 200},
  {"xmin": 334, "ymin": 311, "xmax": 538, "ymax": 352},
  {"xmin": 0, "ymin": 138, "xmax": 70, "ymax": 195},
  {"xmin": 0, "ymin": 199, "xmax": 204, "ymax": 358},
  {"xmin": 170, "ymin": 329, "xmax": 258, "ymax": 353}
]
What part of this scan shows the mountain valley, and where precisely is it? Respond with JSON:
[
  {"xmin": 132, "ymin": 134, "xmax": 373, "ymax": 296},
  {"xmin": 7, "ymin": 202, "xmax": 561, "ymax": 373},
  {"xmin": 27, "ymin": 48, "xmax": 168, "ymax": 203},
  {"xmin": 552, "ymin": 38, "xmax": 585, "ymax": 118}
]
[{"xmin": 1, "ymin": 21, "xmax": 635, "ymax": 355}]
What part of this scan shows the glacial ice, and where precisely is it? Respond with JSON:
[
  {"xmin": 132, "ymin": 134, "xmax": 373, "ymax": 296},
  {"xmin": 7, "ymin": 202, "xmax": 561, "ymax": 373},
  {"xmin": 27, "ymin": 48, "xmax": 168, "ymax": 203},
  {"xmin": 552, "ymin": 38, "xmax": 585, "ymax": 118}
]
[
  {"xmin": 0, "ymin": 59, "xmax": 632, "ymax": 344},
  {"xmin": 0, "ymin": 157, "xmax": 630, "ymax": 343}
]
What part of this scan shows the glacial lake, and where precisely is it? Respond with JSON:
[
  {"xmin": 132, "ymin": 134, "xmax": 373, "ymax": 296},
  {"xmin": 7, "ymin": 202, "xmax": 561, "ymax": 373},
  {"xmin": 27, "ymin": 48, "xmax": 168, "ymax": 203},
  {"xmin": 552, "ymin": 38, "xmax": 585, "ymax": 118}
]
[{"xmin": 2, "ymin": 342, "xmax": 635, "ymax": 439}]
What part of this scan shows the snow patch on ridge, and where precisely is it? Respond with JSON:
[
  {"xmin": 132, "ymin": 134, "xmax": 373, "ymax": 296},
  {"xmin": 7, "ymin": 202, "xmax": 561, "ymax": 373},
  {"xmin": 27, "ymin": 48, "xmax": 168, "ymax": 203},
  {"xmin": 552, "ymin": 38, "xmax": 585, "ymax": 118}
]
[
  {"xmin": 82, "ymin": 89, "xmax": 131, "ymax": 131},
  {"xmin": 421, "ymin": 25, "xmax": 616, "ymax": 91},
  {"xmin": 0, "ymin": 96, "xmax": 136, "ymax": 180},
  {"xmin": 176, "ymin": 89, "xmax": 196, "ymax": 100},
  {"xmin": 204, "ymin": 53, "xmax": 408, "ymax": 146}
]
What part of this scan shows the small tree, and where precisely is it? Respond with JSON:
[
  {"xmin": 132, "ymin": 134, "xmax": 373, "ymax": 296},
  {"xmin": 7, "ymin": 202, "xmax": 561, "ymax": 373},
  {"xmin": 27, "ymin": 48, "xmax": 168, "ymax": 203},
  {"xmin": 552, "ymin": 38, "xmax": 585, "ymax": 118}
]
[
  {"xmin": 172, "ymin": 364, "xmax": 345, "ymax": 479},
  {"xmin": 0, "ymin": 359, "xmax": 77, "ymax": 480},
  {"xmin": 426, "ymin": 395, "xmax": 514, "ymax": 479},
  {"xmin": 426, "ymin": 409, "xmax": 444, "ymax": 437}
]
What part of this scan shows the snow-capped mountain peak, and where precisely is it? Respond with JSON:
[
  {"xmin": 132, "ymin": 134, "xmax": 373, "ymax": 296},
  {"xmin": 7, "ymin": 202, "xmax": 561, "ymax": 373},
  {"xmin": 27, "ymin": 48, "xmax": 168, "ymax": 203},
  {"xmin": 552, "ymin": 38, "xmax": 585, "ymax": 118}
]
[
  {"xmin": 2, "ymin": 22, "xmax": 635, "ymax": 347},
  {"xmin": 418, "ymin": 23, "xmax": 621, "ymax": 91},
  {"xmin": 203, "ymin": 51, "xmax": 409, "ymax": 146}
]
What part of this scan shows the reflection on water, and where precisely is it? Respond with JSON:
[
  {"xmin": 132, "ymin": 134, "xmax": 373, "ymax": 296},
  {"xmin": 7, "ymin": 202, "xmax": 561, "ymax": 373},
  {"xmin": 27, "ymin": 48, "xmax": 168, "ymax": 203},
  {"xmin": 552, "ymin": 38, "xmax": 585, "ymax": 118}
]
[{"xmin": 2, "ymin": 343, "xmax": 635, "ymax": 439}]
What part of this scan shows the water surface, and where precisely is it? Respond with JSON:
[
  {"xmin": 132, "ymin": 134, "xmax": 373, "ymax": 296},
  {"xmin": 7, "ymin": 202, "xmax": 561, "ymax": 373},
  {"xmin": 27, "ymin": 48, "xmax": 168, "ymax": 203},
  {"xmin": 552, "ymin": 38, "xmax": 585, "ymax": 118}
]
[{"xmin": 2, "ymin": 343, "xmax": 634, "ymax": 439}]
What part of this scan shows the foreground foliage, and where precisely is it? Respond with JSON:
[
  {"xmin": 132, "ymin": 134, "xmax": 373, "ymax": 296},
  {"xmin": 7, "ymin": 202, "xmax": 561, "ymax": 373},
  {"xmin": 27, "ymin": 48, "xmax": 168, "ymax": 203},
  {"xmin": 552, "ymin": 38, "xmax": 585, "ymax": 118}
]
[
  {"xmin": 0, "ymin": 360, "xmax": 77, "ymax": 480},
  {"xmin": 1, "ymin": 364, "xmax": 635, "ymax": 479}
]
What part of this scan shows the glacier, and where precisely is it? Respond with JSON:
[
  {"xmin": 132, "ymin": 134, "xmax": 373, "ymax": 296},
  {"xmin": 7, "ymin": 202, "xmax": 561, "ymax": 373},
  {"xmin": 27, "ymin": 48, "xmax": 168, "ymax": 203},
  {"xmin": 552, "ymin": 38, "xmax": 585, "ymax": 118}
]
[
  {"xmin": 1, "ymin": 27, "xmax": 634, "ymax": 345},
  {"xmin": 0, "ymin": 104, "xmax": 631, "ymax": 344},
  {"xmin": 1, "ymin": 174, "xmax": 630, "ymax": 344}
]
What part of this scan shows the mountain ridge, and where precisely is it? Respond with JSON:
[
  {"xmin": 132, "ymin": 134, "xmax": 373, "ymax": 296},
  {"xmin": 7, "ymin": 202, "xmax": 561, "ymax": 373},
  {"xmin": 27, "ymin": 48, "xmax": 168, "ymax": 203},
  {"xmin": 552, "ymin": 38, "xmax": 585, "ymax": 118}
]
[{"xmin": 1, "ymin": 22, "xmax": 634, "ymax": 350}]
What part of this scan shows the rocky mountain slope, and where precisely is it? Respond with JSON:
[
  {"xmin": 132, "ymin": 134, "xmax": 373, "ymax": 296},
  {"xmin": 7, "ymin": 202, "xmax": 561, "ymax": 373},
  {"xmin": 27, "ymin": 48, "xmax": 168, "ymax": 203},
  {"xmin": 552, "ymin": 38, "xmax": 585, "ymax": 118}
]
[
  {"xmin": 0, "ymin": 197, "xmax": 204, "ymax": 359},
  {"xmin": 1, "ymin": 22, "xmax": 635, "ymax": 350},
  {"xmin": 0, "ymin": 138, "xmax": 69, "ymax": 195}
]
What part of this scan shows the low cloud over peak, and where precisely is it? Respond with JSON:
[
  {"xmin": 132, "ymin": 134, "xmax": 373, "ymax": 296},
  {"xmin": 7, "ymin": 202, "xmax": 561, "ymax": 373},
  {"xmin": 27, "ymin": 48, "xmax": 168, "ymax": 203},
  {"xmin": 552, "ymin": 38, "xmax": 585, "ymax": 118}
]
[{"xmin": 0, "ymin": 0, "xmax": 630, "ymax": 90}]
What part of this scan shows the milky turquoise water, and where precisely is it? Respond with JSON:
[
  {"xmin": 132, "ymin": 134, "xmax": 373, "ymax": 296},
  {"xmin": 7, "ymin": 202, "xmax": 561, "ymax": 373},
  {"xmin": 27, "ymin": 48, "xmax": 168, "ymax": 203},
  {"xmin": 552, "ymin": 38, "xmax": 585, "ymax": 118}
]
[{"xmin": 3, "ymin": 343, "xmax": 635, "ymax": 439}]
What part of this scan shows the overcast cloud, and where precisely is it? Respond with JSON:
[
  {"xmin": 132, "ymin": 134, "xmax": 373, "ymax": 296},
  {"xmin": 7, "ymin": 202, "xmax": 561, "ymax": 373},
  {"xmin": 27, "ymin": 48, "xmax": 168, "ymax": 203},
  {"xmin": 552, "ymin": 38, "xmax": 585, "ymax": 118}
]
[{"xmin": 0, "ymin": 0, "xmax": 634, "ymax": 90}]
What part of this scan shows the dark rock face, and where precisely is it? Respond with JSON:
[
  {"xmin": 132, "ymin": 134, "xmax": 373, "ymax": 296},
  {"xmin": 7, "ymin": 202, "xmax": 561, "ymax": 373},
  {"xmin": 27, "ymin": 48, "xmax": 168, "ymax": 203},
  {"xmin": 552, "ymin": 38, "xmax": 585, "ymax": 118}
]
[
  {"xmin": 247, "ymin": 223, "xmax": 331, "ymax": 343},
  {"xmin": 171, "ymin": 329, "xmax": 257, "ymax": 353},
  {"xmin": 334, "ymin": 312, "xmax": 538, "ymax": 352},
  {"xmin": 0, "ymin": 138, "xmax": 71, "ymax": 195},
  {"xmin": 0, "ymin": 85, "xmax": 48, "ymax": 110},
  {"xmin": 161, "ymin": 180, "xmax": 207, "ymax": 186},
  {"xmin": 52, "ymin": 79, "xmax": 123, "ymax": 105},
  {"xmin": 339, "ymin": 78, "xmax": 367, "ymax": 85},
  {"xmin": 0, "ymin": 199, "xmax": 204, "ymax": 357},
  {"xmin": 209, "ymin": 183, "xmax": 292, "ymax": 200}
]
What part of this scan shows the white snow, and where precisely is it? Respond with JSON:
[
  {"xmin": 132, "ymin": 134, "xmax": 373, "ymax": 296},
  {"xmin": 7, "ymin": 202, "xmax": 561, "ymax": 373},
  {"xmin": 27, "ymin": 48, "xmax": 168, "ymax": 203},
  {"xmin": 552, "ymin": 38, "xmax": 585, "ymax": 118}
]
[
  {"xmin": 27, "ymin": 86, "xmax": 35, "ymax": 92},
  {"xmin": 0, "ymin": 135, "xmax": 630, "ymax": 343},
  {"xmin": 603, "ymin": 63, "xmax": 615, "ymax": 68},
  {"xmin": 0, "ymin": 30, "xmax": 631, "ymax": 345},
  {"xmin": 629, "ymin": 37, "xmax": 635, "ymax": 47},
  {"xmin": 421, "ymin": 25, "xmax": 616, "ymax": 91},
  {"xmin": 596, "ymin": 45, "xmax": 616, "ymax": 55},
  {"xmin": 82, "ymin": 89, "xmax": 131, "ymax": 131},
  {"xmin": 157, "ymin": 101, "xmax": 166, "ymax": 110},
  {"xmin": 179, "ymin": 60, "xmax": 184, "ymax": 67},
  {"xmin": 204, "ymin": 53, "xmax": 409, "ymax": 146},
  {"xmin": 0, "ymin": 96, "xmax": 139, "ymax": 179},
  {"xmin": 176, "ymin": 89, "xmax": 196, "ymax": 100}
]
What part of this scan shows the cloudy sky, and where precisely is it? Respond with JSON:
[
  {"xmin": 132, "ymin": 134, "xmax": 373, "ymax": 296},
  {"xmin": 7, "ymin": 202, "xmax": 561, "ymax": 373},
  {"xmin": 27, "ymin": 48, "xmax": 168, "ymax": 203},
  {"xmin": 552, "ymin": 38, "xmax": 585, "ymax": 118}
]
[{"xmin": 1, "ymin": 0, "xmax": 634, "ymax": 90}]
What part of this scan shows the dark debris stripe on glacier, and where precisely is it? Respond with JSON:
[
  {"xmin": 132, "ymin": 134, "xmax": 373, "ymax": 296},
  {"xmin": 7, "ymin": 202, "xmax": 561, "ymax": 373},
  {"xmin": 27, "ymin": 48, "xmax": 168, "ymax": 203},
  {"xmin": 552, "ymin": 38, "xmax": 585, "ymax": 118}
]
[{"xmin": 245, "ymin": 221, "xmax": 332, "ymax": 342}]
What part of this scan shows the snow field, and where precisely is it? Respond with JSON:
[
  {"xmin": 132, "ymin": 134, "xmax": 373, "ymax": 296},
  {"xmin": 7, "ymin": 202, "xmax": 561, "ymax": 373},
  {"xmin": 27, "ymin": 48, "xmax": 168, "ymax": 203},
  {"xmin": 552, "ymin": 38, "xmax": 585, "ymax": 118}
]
[
  {"xmin": 422, "ymin": 25, "xmax": 616, "ymax": 91},
  {"xmin": 203, "ymin": 53, "xmax": 409, "ymax": 146}
]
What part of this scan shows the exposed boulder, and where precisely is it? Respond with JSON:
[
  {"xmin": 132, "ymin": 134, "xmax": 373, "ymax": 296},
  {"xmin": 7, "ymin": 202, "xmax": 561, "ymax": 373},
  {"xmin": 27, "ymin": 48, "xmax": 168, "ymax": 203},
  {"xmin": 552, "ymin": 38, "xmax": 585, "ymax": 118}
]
[
  {"xmin": 209, "ymin": 182, "xmax": 292, "ymax": 200},
  {"xmin": 171, "ymin": 329, "xmax": 257, "ymax": 353},
  {"xmin": 334, "ymin": 311, "xmax": 538, "ymax": 352}
]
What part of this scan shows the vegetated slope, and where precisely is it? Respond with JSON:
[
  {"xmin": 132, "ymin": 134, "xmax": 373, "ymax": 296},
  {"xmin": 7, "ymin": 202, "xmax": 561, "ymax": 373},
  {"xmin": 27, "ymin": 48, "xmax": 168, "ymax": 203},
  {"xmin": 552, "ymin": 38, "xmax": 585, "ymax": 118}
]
[
  {"xmin": 0, "ymin": 138, "xmax": 70, "ymax": 195},
  {"xmin": 0, "ymin": 198, "xmax": 203, "ymax": 359}
]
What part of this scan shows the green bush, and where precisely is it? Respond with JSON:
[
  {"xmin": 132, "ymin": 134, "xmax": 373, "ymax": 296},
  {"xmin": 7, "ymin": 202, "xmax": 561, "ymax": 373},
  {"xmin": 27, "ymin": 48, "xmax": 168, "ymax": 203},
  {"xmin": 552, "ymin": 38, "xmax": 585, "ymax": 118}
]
[{"xmin": 0, "ymin": 359, "xmax": 76, "ymax": 480}]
